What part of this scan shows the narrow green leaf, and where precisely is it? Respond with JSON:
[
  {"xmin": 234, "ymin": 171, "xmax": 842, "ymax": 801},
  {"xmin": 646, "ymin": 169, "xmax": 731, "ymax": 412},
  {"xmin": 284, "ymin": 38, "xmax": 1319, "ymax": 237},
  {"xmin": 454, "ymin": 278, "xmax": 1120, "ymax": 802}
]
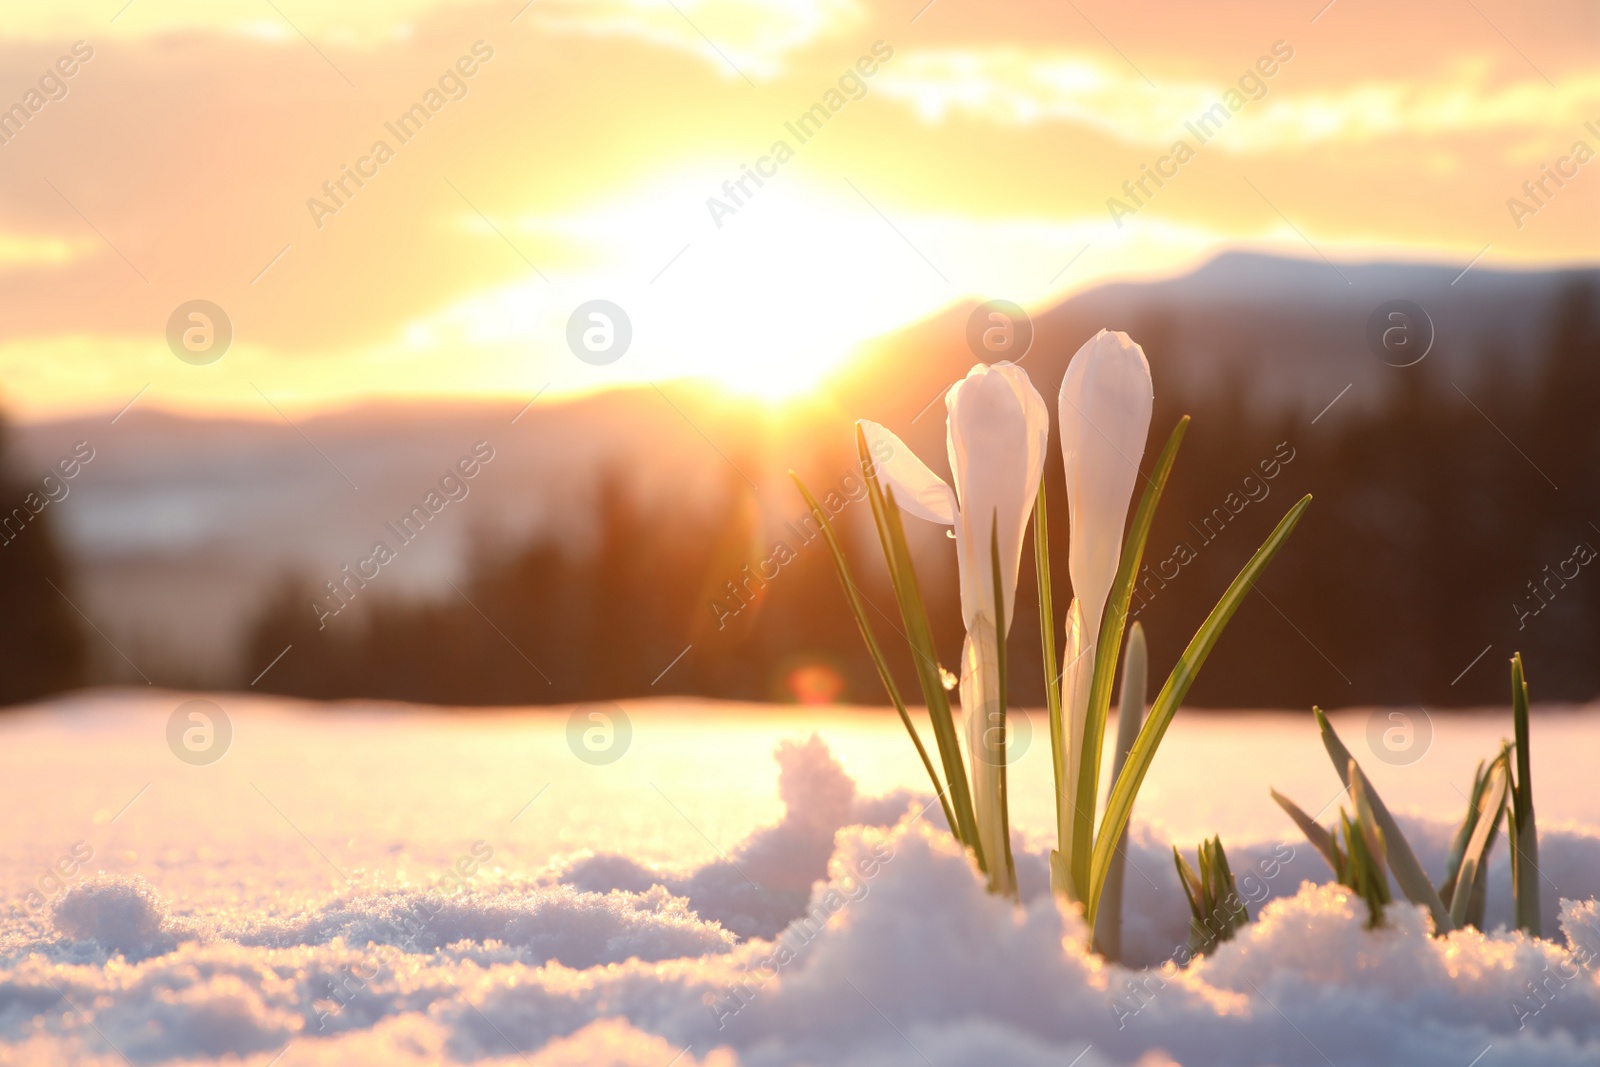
[
  {"xmin": 1086, "ymin": 493, "xmax": 1311, "ymax": 929},
  {"xmin": 791, "ymin": 472, "xmax": 955, "ymax": 834},
  {"xmin": 1348, "ymin": 762, "xmax": 1391, "ymax": 887},
  {"xmin": 1448, "ymin": 751, "xmax": 1509, "ymax": 931},
  {"xmin": 1270, "ymin": 787, "xmax": 1339, "ymax": 874},
  {"xmin": 1034, "ymin": 473, "xmax": 1064, "ymax": 840},
  {"xmin": 1465, "ymin": 762, "xmax": 1507, "ymax": 931},
  {"xmin": 1225, "ymin": 843, "xmax": 1249, "ymax": 924},
  {"xmin": 1173, "ymin": 847, "xmax": 1203, "ymax": 916},
  {"xmin": 1312, "ymin": 706, "xmax": 1453, "ymax": 933},
  {"xmin": 877, "ymin": 486, "xmax": 986, "ymax": 873},
  {"xmin": 1110, "ymin": 623, "xmax": 1149, "ymax": 794},
  {"xmin": 1092, "ymin": 621, "xmax": 1147, "ymax": 960},
  {"xmin": 855, "ymin": 427, "xmax": 987, "ymax": 873},
  {"xmin": 1511, "ymin": 652, "xmax": 1542, "ymax": 936},
  {"xmin": 1176, "ymin": 837, "xmax": 1247, "ymax": 956},
  {"xmin": 1210, "ymin": 836, "xmax": 1248, "ymax": 928},
  {"xmin": 1440, "ymin": 758, "xmax": 1489, "ymax": 906},
  {"xmin": 1070, "ymin": 416, "xmax": 1190, "ymax": 902},
  {"xmin": 991, "ymin": 514, "xmax": 1018, "ymax": 896},
  {"xmin": 1340, "ymin": 808, "xmax": 1391, "ymax": 928}
]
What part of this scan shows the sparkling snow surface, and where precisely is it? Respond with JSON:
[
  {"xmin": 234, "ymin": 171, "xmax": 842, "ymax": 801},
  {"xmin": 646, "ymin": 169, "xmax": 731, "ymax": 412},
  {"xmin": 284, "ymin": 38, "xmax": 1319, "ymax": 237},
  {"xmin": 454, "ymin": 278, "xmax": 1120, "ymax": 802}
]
[{"xmin": 2, "ymin": 691, "xmax": 1599, "ymax": 1066}]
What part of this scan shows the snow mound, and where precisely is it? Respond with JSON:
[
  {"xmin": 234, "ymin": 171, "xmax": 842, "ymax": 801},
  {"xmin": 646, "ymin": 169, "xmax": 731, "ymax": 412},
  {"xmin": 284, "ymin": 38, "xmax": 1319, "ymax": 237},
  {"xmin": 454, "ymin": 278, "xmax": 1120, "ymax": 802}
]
[
  {"xmin": 555, "ymin": 736, "xmax": 919, "ymax": 939},
  {"xmin": 240, "ymin": 882, "xmax": 738, "ymax": 967},
  {"xmin": 446, "ymin": 819, "xmax": 1600, "ymax": 1067},
  {"xmin": 7, "ymin": 732, "xmax": 1600, "ymax": 1065},
  {"xmin": 50, "ymin": 875, "xmax": 182, "ymax": 960}
]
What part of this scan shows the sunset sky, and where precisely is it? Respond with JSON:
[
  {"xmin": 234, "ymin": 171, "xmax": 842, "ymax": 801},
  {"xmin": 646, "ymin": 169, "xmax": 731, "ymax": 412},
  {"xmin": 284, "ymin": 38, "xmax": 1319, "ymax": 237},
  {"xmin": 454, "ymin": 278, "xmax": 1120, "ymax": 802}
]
[{"xmin": 0, "ymin": 0, "xmax": 1595, "ymax": 419}]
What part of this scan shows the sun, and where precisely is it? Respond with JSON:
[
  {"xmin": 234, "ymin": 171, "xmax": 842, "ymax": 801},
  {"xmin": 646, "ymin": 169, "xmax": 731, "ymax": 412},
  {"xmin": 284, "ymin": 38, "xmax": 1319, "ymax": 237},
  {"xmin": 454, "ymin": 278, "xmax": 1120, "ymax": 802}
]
[
  {"xmin": 219, "ymin": 169, "xmax": 1215, "ymax": 419},
  {"xmin": 392, "ymin": 169, "xmax": 958, "ymax": 407}
]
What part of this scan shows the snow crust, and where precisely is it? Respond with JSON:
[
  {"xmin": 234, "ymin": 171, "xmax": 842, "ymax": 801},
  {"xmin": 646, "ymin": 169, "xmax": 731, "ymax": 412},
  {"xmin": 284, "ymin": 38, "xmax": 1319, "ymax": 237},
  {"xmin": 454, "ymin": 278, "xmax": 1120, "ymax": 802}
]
[{"xmin": 4, "ymin": 732, "xmax": 1600, "ymax": 1065}]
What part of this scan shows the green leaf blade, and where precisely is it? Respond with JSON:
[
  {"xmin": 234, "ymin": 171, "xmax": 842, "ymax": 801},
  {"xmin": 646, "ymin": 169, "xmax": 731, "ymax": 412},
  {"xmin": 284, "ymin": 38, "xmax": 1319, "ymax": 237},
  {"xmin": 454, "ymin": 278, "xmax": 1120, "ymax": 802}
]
[
  {"xmin": 1447, "ymin": 751, "xmax": 1510, "ymax": 931},
  {"xmin": 1270, "ymin": 787, "xmax": 1339, "ymax": 874},
  {"xmin": 1312, "ymin": 706, "xmax": 1453, "ymax": 933},
  {"xmin": 1069, "ymin": 416, "xmax": 1189, "ymax": 903},
  {"xmin": 1511, "ymin": 652, "xmax": 1542, "ymax": 936},
  {"xmin": 854, "ymin": 427, "xmax": 987, "ymax": 874},
  {"xmin": 1034, "ymin": 473, "xmax": 1065, "ymax": 841},
  {"xmin": 1086, "ymin": 493, "xmax": 1312, "ymax": 928},
  {"xmin": 1092, "ymin": 622, "xmax": 1148, "ymax": 960},
  {"xmin": 791, "ymin": 472, "xmax": 955, "ymax": 834},
  {"xmin": 991, "ymin": 514, "xmax": 1018, "ymax": 896},
  {"xmin": 1440, "ymin": 758, "xmax": 1490, "ymax": 906}
]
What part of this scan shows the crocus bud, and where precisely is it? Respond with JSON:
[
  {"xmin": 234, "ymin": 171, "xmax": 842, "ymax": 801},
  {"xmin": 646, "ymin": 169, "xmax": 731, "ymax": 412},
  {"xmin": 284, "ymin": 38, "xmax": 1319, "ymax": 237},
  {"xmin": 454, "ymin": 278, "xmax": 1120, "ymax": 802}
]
[
  {"xmin": 946, "ymin": 362, "xmax": 1050, "ymax": 633},
  {"xmin": 1058, "ymin": 330, "xmax": 1153, "ymax": 637},
  {"xmin": 860, "ymin": 361, "xmax": 1048, "ymax": 899}
]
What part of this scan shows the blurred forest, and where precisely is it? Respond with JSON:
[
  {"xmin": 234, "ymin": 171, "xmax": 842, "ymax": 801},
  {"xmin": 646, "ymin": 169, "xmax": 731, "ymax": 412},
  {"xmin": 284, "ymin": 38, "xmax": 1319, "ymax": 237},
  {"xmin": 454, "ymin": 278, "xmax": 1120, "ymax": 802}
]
[
  {"xmin": 0, "ymin": 423, "xmax": 86, "ymax": 703},
  {"xmin": 234, "ymin": 280, "xmax": 1600, "ymax": 710}
]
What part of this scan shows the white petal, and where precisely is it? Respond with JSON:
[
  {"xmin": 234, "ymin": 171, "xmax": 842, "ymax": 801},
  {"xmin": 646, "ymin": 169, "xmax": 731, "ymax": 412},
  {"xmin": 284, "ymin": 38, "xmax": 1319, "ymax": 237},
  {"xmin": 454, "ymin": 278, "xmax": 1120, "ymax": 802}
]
[
  {"xmin": 858, "ymin": 420, "xmax": 957, "ymax": 525},
  {"xmin": 1058, "ymin": 330, "xmax": 1154, "ymax": 637},
  {"xmin": 944, "ymin": 363, "xmax": 1049, "ymax": 632}
]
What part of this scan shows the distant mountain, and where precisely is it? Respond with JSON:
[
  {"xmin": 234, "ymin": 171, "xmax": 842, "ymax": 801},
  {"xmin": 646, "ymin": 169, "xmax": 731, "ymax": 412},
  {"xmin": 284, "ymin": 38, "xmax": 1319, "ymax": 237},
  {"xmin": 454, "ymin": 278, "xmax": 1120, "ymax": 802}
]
[
  {"xmin": 11, "ymin": 250, "xmax": 1597, "ymax": 691},
  {"xmin": 832, "ymin": 252, "xmax": 1599, "ymax": 466},
  {"xmin": 10, "ymin": 391, "xmax": 746, "ymax": 680}
]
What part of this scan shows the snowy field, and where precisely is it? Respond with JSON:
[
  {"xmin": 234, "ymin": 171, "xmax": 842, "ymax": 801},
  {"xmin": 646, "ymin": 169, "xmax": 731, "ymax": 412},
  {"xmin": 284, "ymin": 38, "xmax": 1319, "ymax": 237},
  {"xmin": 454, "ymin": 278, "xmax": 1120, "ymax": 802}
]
[{"xmin": 3, "ymin": 691, "xmax": 1600, "ymax": 1065}]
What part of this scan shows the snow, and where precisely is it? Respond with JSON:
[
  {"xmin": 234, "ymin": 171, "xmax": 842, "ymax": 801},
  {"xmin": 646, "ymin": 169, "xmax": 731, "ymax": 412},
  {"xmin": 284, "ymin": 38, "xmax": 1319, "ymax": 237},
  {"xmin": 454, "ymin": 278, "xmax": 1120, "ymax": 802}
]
[{"xmin": 3, "ymin": 692, "xmax": 1600, "ymax": 1065}]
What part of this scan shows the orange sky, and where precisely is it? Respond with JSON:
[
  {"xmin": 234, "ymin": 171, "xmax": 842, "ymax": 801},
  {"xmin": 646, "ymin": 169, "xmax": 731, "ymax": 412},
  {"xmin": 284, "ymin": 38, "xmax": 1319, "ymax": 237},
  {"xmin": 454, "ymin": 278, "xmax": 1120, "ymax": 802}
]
[{"xmin": 0, "ymin": 0, "xmax": 1595, "ymax": 419}]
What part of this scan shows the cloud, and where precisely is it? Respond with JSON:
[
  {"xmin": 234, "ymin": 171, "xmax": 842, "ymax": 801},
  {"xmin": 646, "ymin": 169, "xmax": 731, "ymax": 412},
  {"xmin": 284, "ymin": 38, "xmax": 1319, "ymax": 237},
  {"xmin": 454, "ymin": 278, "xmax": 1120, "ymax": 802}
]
[
  {"xmin": 0, "ymin": 0, "xmax": 1593, "ymax": 421},
  {"xmin": 529, "ymin": 0, "xmax": 868, "ymax": 81},
  {"xmin": 877, "ymin": 49, "xmax": 1600, "ymax": 149}
]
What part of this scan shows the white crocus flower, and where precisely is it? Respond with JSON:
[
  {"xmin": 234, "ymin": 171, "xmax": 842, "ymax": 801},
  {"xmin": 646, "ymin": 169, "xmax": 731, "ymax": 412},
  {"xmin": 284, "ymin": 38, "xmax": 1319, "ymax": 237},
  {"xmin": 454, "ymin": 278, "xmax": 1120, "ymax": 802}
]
[
  {"xmin": 860, "ymin": 362, "xmax": 1049, "ymax": 894},
  {"xmin": 1056, "ymin": 330, "xmax": 1153, "ymax": 895}
]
